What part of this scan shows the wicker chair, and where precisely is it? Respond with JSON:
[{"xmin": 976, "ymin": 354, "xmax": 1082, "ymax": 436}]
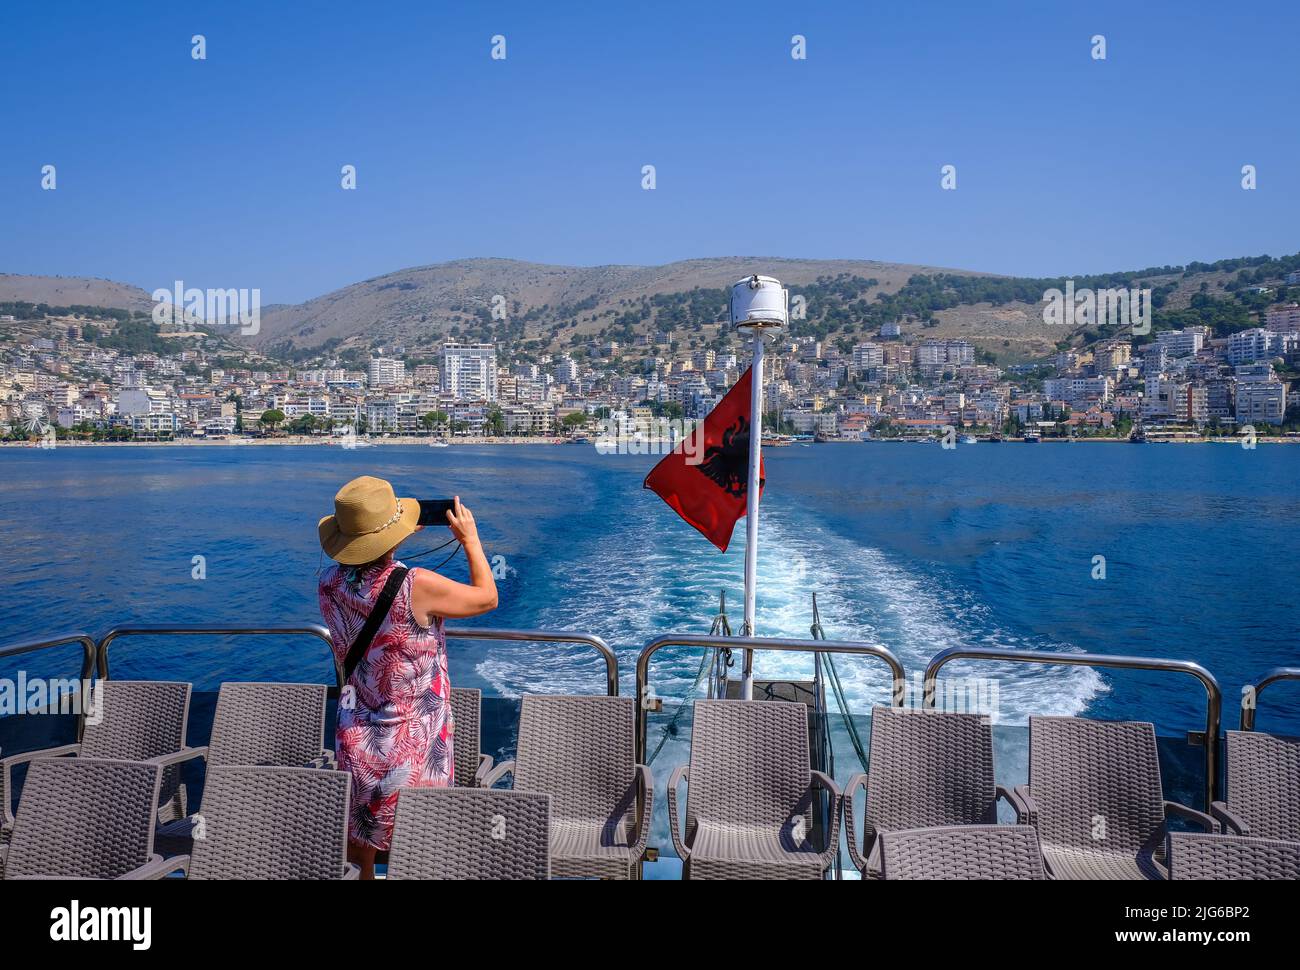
[
  {"xmin": 0, "ymin": 680, "xmax": 193, "ymax": 876},
  {"xmin": 667, "ymin": 699, "xmax": 841, "ymax": 880},
  {"xmin": 450, "ymin": 687, "xmax": 494, "ymax": 788},
  {"xmin": 3, "ymin": 757, "xmax": 184, "ymax": 880},
  {"xmin": 1006, "ymin": 716, "xmax": 1217, "ymax": 879},
  {"xmin": 482, "ymin": 695, "xmax": 651, "ymax": 879},
  {"xmin": 388, "ymin": 787, "xmax": 550, "ymax": 879},
  {"xmin": 184, "ymin": 765, "xmax": 356, "ymax": 879},
  {"xmin": 878, "ymin": 824, "xmax": 1047, "ymax": 880},
  {"xmin": 843, "ymin": 706, "xmax": 1017, "ymax": 878},
  {"xmin": 1211, "ymin": 730, "xmax": 1300, "ymax": 839},
  {"xmin": 1167, "ymin": 831, "xmax": 1300, "ymax": 880},
  {"xmin": 154, "ymin": 682, "xmax": 333, "ymax": 853}
]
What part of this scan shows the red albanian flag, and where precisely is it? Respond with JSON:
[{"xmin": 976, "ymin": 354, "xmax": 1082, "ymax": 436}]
[{"xmin": 644, "ymin": 366, "xmax": 765, "ymax": 552}]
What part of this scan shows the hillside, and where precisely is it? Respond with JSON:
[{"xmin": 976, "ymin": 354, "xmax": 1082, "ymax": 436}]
[
  {"xmin": 248, "ymin": 257, "xmax": 985, "ymax": 360},
  {"xmin": 0, "ymin": 274, "xmax": 154, "ymax": 313},
  {"xmin": 245, "ymin": 254, "xmax": 1300, "ymax": 366},
  {"xmin": 3, "ymin": 252, "xmax": 1298, "ymax": 368}
]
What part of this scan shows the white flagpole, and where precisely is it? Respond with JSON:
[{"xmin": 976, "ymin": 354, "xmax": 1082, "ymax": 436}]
[
  {"xmin": 730, "ymin": 274, "xmax": 786, "ymax": 703},
  {"xmin": 740, "ymin": 330, "xmax": 764, "ymax": 700}
]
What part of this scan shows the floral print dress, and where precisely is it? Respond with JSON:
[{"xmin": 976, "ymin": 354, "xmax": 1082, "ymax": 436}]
[{"xmin": 318, "ymin": 559, "xmax": 453, "ymax": 850}]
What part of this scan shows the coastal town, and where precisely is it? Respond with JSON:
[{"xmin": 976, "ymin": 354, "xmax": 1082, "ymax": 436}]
[{"xmin": 1, "ymin": 295, "xmax": 1297, "ymax": 446}]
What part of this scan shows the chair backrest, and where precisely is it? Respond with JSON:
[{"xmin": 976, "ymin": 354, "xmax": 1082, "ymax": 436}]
[
  {"xmin": 513, "ymin": 695, "xmax": 637, "ymax": 826},
  {"xmin": 879, "ymin": 824, "xmax": 1047, "ymax": 880},
  {"xmin": 81, "ymin": 680, "xmax": 193, "ymax": 824},
  {"xmin": 187, "ymin": 765, "xmax": 350, "ymax": 879},
  {"xmin": 1224, "ymin": 731, "xmax": 1300, "ymax": 840},
  {"xmin": 1028, "ymin": 716, "xmax": 1165, "ymax": 852},
  {"xmin": 450, "ymin": 687, "xmax": 483, "ymax": 787},
  {"xmin": 1168, "ymin": 832, "xmax": 1300, "ymax": 880},
  {"xmin": 208, "ymin": 682, "xmax": 327, "ymax": 767},
  {"xmin": 80, "ymin": 680, "xmax": 192, "ymax": 761},
  {"xmin": 388, "ymin": 787, "xmax": 550, "ymax": 880},
  {"xmin": 864, "ymin": 706, "xmax": 996, "ymax": 844},
  {"xmin": 688, "ymin": 699, "xmax": 812, "ymax": 831},
  {"xmin": 4, "ymin": 757, "xmax": 161, "ymax": 879}
]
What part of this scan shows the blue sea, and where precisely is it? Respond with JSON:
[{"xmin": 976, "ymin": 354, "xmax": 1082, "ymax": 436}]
[{"xmin": 1, "ymin": 441, "xmax": 1297, "ymax": 739}]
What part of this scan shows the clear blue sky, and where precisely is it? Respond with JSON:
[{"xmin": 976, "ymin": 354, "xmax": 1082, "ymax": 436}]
[{"xmin": 2, "ymin": 0, "xmax": 1296, "ymax": 304}]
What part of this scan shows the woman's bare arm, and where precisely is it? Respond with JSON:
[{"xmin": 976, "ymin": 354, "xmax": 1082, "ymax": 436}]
[{"xmin": 410, "ymin": 496, "xmax": 499, "ymax": 621}]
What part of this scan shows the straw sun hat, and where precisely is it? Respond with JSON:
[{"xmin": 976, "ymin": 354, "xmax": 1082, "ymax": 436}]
[{"xmin": 318, "ymin": 475, "xmax": 420, "ymax": 565}]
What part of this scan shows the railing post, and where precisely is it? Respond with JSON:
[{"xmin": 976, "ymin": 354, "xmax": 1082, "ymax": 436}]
[{"xmin": 1240, "ymin": 667, "xmax": 1300, "ymax": 731}]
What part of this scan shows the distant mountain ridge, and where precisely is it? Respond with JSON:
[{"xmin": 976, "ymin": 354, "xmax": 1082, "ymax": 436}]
[
  {"xmin": 249, "ymin": 256, "xmax": 984, "ymax": 356},
  {"xmin": 0, "ymin": 273, "xmax": 154, "ymax": 312},
  {"xmin": 3, "ymin": 253, "xmax": 1296, "ymax": 365}
]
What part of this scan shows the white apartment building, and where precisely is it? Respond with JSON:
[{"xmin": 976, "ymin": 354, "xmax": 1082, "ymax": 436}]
[
  {"xmin": 299, "ymin": 368, "xmax": 347, "ymax": 385},
  {"xmin": 330, "ymin": 401, "xmax": 359, "ymax": 425},
  {"xmin": 117, "ymin": 387, "xmax": 172, "ymax": 416},
  {"xmin": 367, "ymin": 357, "xmax": 406, "ymax": 387},
  {"xmin": 1155, "ymin": 328, "xmax": 1206, "ymax": 358},
  {"xmin": 365, "ymin": 399, "xmax": 399, "ymax": 431},
  {"xmin": 1142, "ymin": 375, "xmax": 1172, "ymax": 419},
  {"xmin": 503, "ymin": 406, "xmax": 554, "ymax": 436},
  {"xmin": 1234, "ymin": 363, "xmax": 1275, "ymax": 383},
  {"xmin": 443, "ymin": 343, "xmax": 498, "ymax": 401},
  {"xmin": 131, "ymin": 412, "xmax": 176, "ymax": 435},
  {"xmin": 916, "ymin": 340, "xmax": 975, "ymax": 377},
  {"xmin": 1044, "ymin": 377, "xmax": 1113, "ymax": 407},
  {"xmin": 554, "ymin": 355, "xmax": 579, "ymax": 384},
  {"xmin": 1235, "ymin": 381, "xmax": 1287, "ymax": 425},
  {"xmin": 782, "ymin": 409, "xmax": 837, "ymax": 435},
  {"xmin": 1227, "ymin": 329, "xmax": 1291, "ymax": 366},
  {"xmin": 284, "ymin": 397, "xmax": 331, "ymax": 419},
  {"xmin": 852, "ymin": 343, "xmax": 884, "ymax": 371}
]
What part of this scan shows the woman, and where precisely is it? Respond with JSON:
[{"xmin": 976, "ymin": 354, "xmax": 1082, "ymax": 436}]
[{"xmin": 317, "ymin": 475, "xmax": 497, "ymax": 879}]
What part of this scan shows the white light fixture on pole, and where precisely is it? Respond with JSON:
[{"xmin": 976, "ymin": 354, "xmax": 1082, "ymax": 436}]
[{"xmin": 728, "ymin": 274, "xmax": 788, "ymax": 700}]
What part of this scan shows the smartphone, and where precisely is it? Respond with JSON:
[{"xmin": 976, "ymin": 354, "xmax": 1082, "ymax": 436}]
[{"xmin": 417, "ymin": 499, "xmax": 456, "ymax": 527}]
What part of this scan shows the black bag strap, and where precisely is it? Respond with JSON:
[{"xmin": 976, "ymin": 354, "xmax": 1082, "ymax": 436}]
[{"xmin": 342, "ymin": 566, "xmax": 409, "ymax": 684}]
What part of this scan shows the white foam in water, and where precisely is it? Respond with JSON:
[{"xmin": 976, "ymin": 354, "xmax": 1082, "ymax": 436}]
[{"xmin": 476, "ymin": 498, "xmax": 1103, "ymax": 724}]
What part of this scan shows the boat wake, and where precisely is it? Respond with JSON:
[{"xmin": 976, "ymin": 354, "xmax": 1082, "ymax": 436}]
[{"xmin": 471, "ymin": 497, "xmax": 1103, "ymax": 725}]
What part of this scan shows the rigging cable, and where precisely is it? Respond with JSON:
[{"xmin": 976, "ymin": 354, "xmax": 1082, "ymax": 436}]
[
  {"xmin": 646, "ymin": 589, "xmax": 731, "ymax": 766},
  {"xmin": 811, "ymin": 594, "xmax": 870, "ymax": 773}
]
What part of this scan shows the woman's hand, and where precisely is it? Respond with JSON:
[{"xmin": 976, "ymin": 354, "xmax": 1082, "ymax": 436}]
[
  {"xmin": 445, "ymin": 495, "xmax": 480, "ymax": 547},
  {"xmin": 411, "ymin": 495, "xmax": 498, "ymax": 621}
]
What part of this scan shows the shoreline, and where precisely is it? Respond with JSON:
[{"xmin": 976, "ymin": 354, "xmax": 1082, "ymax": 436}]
[
  {"xmin": 3, "ymin": 435, "xmax": 1298, "ymax": 448},
  {"xmin": 0, "ymin": 435, "xmax": 572, "ymax": 448}
]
